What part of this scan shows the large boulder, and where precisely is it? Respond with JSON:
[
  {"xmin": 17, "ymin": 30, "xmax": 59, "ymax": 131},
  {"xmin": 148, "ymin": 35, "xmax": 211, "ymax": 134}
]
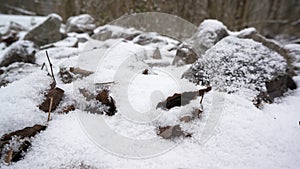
[
  {"xmin": 183, "ymin": 36, "xmax": 296, "ymax": 100},
  {"xmin": 24, "ymin": 14, "xmax": 62, "ymax": 46},
  {"xmin": 0, "ymin": 40, "xmax": 38, "ymax": 67},
  {"xmin": 66, "ymin": 14, "xmax": 96, "ymax": 34},
  {"xmin": 192, "ymin": 19, "xmax": 229, "ymax": 56}
]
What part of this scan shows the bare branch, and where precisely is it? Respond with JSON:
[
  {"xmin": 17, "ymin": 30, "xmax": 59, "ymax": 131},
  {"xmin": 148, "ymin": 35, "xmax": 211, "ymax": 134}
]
[{"xmin": 45, "ymin": 51, "xmax": 56, "ymax": 87}]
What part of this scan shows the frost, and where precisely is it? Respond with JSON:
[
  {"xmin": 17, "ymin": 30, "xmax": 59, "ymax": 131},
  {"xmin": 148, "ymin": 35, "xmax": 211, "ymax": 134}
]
[{"xmin": 184, "ymin": 36, "xmax": 287, "ymax": 95}]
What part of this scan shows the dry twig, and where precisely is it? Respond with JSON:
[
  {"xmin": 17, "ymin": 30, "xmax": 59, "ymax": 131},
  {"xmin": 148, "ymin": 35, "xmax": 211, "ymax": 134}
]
[
  {"xmin": 45, "ymin": 51, "xmax": 56, "ymax": 87},
  {"xmin": 47, "ymin": 97, "xmax": 53, "ymax": 122}
]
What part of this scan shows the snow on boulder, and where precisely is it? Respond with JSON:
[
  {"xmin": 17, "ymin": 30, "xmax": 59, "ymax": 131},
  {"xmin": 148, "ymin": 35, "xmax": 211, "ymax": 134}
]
[
  {"xmin": 0, "ymin": 40, "xmax": 38, "ymax": 67},
  {"xmin": 40, "ymin": 36, "xmax": 78, "ymax": 49},
  {"xmin": 24, "ymin": 14, "xmax": 62, "ymax": 46},
  {"xmin": 237, "ymin": 29, "xmax": 296, "ymax": 76},
  {"xmin": 66, "ymin": 14, "xmax": 95, "ymax": 34},
  {"xmin": 183, "ymin": 36, "xmax": 295, "ymax": 99},
  {"xmin": 92, "ymin": 25, "xmax": 141, "ymax": 41},
  {"xmin": 192, "ymin": 19, "xmax": 229, "ymax": 55}
]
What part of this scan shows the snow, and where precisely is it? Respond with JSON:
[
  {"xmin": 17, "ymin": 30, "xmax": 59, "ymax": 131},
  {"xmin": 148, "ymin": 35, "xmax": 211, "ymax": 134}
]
[
  {"xmin": 46, "ymin": 13, "xmax": 62, "ymax": 22},
  {"xmin": 51, "ymin": 37, "xmax": 78, "ymax": 48},
  {"xmin": 197, "ymin": 19, "xmax": 228, "ymax": 32},
  {"xmin": 0, "ymin": 15, "xmax": 300, "ymax": 169},
  {"xmin": 67, "ymin": 14, "xmax": 93, "ymax": 25},
  {"xmin": 66, "ymin": 14, "xmax": 95, "ymax": 33},
  {"xmin": 94, "ymin": 25, "xmax": 142, "ymax": 36},
  {"xmin": 1, "ymin": 77, "xmax": 300, "ymax": 168},
  {"xmin": 94, "ymin": 40, "xmax": 149, "ymax": 83},
  {"xmin": 229, "ymin": 27, "xmax": 257, "ymax": 37},
  {"xmin": 0, "ymin": 14, "xmax": 46, "ymax": 32},
  {"xmin": 0, "ymin": 71, "xmax": 50, "ymax": 136}
]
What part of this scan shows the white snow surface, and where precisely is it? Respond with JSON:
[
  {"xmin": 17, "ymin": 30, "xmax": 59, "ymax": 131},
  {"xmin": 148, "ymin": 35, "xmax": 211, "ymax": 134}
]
[
  {"xmin": 0, "ymin": 15, "xmax": 299, "ymax": 169},
  {"xmin": 0, "ymin": 14, "xmax": 46, "ymax": 33}
]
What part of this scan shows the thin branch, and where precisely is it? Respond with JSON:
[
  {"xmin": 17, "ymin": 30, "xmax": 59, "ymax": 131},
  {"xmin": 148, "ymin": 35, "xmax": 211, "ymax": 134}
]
[
  {"xmin": 41, "ymin": 62, "xmax": 46, "ymax": 70},
  {"xmin": 47, "ymin": 97, "xmax": 53, "ymax": 122},
  {"xmin": 45, "ymin": 51, "xmax": 56, "ymax": 87}
]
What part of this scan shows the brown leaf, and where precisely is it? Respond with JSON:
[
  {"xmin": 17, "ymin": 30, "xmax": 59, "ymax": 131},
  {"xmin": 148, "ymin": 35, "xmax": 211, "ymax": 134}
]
[{"xmin": 39, "ymin": 87, "xmax": 64, "ymax": 112}]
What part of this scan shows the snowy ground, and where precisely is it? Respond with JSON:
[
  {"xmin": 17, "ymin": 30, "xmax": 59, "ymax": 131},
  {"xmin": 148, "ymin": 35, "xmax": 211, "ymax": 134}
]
[{"xmin": 0, "ymin": 14, "xmax": 300, "ymax": 169}]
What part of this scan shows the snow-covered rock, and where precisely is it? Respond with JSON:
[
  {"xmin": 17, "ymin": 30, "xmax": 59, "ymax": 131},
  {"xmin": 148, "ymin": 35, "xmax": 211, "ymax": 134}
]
[
  {"xmin": 24, "ymin": 14, "xmax": 62, "ymax": 46},
  {"xmin": 183, "ymin": 36, "xmax": 290, "ymax": 96},
  {"xmin": 0, "ymin": 62, "xmax": 39, "ymax": 87},
  {"xmin": 237, "ymin": 29, "xmax": 295, "ymax": 76},
  {"xmin": 66, "ymin": 14, "xmax": 95, "ymax": 34},
  {"xmin": 192, "ymin": 19, "xmax": 229, "ymax": 55},
  {"xmin": 40, "ymin": 36, "xmax": 78, "ymax": 49},
  {"xmin": 172, "ymin": 45, "xmax": 198, "ymax": 66},
  {"xmin": 0, "ymin": 40, "xmax": 38, "ymax": 67},
  {"xmin": 92, "ymin": 25, "xmax": 141, "ymax": 41}
]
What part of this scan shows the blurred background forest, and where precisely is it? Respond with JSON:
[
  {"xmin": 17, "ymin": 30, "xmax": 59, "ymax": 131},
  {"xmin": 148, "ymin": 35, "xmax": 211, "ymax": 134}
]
[{"xmin": 0, "ymin": 0, "xmax": 299, "ymax": 40}]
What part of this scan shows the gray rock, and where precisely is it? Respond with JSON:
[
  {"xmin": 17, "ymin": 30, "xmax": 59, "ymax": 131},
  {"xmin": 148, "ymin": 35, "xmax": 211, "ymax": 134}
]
[
  {"xmin": 158, "ymin": 125, "xmax": 185, "ymax": 139},
  {"xmin": 66, "ymin": 14, "xmax": 95, "ymax": 33},
  {"xmin": 253, "ymin": 74, "xmax": 297, "ymax": 107},
  {"xmin": 183, "ymin": 36, "xmax": 294, "ymax": 98},
  {"xmin": 9, "ymin": 21, "xmax": 27, "ymax": 32},
  {"xmin": 153, "ymin": 47, "xmax": 162, "ymax": 59},
  {"xmin": 192, "ymin": 19, "xmax": 228, "ymax": 56},
  {"xmin": 24, "ymin": 14, "xmax": 62, "ymax": 46},
  {"xmin": 0, "ymin": 40, "xmax": 38, "ymax": 67},
  {"xmin": 172, "ymin": 46, "xmax": 198, "ymax": 66},
  {"xmin": 92, "ymin": 25, "xmax": 141, "ymax": 41}
]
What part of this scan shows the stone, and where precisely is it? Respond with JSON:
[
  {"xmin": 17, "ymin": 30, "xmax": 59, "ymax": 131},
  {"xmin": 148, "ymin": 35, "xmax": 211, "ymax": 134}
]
[
  {"xmin": 266, "ymin": 74, "xmax": 297, "ymax": 100},
  {"xmin": 254, "ymin": 74, "xmax": 297, "ymax": 107},
  {"xmin": 59, "ymin": 67, "xmax": 93, "ymax": 84},
  {"xmin": 192, "ymin": 19, "xmax": 229, "ymax": 56},
  {"xmin": 41, "ymin": 37, "xmax": 78, "ymax": 50},
  {"xmin": 180, "ymin": 116, "xmax": 192, "ymax": 123},
  {"xmin": 153, "ymin": 47, "xmax": 162, "ymax": 59},
  {"xmin": 158, "ymin": 125, "xmax": 185, "ymax": 139},
  {"xmin": 24, "ymin": 14, "xmax": 62, "ymax": 46},
  {"xmin": 1, "ymin": 30, "xmax": 19, "ymax": 46},
  {"xmin": 180, "ymin": 108, "xmax": 203, "ymax": 123},
  {"xmin": 92, "ymin": 25, "xmax": 141, "ymax": 41},
  {"xmin": 183, "ymin": 36, "xmax": 295, "ymax": 97},
  {"xmin": 79, "ymin": 88, "xmax": 95, "ymax": 101},
  {"xmin": 134, "ymin": 34, "xmax": 163, "ymax": 46},
  {"xmin": 8, "ymin": 21, "xmax": 27, "ymax": 32},
  {"xmin": 0, "ymin": 40, "xmax": 38, "ymax": 67},
  {"xmin": 172, "ymin": 46, "xmax": 198, "ymax": 66},
  {"xmin": 66, "ymin": 14, "xmax": 96, "ymax": 34},
  {"xmin": 59, "ymin": 67, "xmax": 73, "ymax": 84}
]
